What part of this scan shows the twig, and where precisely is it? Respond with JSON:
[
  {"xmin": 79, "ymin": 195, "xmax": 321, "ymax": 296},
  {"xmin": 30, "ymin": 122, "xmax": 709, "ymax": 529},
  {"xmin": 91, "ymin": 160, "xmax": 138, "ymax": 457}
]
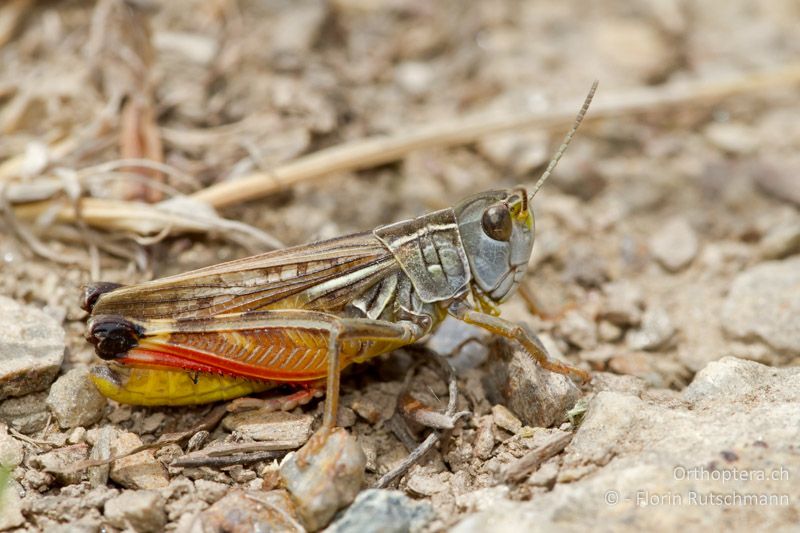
[
  {"xmin": 7, "ymin": 64, "xmax": 800, "ymax": 242},
  {"xmin": 190, "ymin": 64, "xmax": 800, "ymax": 210},
  {"xmin": 68, "ymin": 404, "xmax": 228, "ymax": 471},
  {"xmin": 82, "ymin": 159, "xmax": 200, "ymax": 190},
  {"xmin": 57, "ymin": 168, "xmax": 101, "ymax": 279},
  {"xmin": 13, "ymin": 195, "xmax": 283, "ymax": 250},
  {"xmin": 385, "ymin": 414, "xmax": 420, "ymax": 452},
  {"xmin": 374, "ymin": 347, "xmax": 468, "ymax": 489},
  {"xmin": 171, "ymin": 436, "xmax": 302, "ymax": 468},
  {"xmin": 8, "ymin": 427, "xmax": 50, "ymax": 449},
  {"xmin": 45, "ymin": 224, "xmax": 147, "ymax": 264},
  {"xmin": 0, "ymin": 183, "xmax": 88, "ymax": 266},
  {"xmin": 502, "ymin": 430, "xmax": 573, "ymax": 483},
  {"xmin": 171, "ymin": 450, "xmax": 286, "ymax": 468}
]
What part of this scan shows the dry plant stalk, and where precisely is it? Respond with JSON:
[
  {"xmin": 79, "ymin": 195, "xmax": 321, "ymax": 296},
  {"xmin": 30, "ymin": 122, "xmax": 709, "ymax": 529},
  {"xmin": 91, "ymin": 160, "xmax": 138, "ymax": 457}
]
[
  {"xmin": 502, "ymin": 430, "xmax": 573, "ymax": 483},
  {"xmin": 6, "ymin": 63, "xmax": 800, "ymax": 243},
  {"xmin": 375, "ymin": 347, "xmax": 467, "ymax": 489},
  {"xmin": 191, "ymin": 63, "xmax": 800, "ymax": 210},
  {"xmin": 68, "ymin": 404, "xmax": 229, "ymax": 471}
]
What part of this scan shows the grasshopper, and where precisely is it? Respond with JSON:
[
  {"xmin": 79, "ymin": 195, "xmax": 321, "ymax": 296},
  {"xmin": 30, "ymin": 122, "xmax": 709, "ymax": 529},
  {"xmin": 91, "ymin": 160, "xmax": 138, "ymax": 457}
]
[{"xmin": 84, "ymin": 82, "xmax": 597, "ymax": 430}]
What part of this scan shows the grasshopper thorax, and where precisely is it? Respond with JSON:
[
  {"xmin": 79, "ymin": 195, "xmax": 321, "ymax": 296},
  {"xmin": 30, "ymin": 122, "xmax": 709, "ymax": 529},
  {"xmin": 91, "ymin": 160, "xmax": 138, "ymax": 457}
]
[{"xmin": 455, "ymin": 188, "xmax": 534, "ymax": 303}]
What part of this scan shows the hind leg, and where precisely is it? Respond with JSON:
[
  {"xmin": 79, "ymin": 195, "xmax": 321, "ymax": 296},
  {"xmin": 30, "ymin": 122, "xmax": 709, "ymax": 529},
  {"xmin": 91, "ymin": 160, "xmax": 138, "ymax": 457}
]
[{"xmin": 227, "ymin": 383, "xmax": 326, "ymax": 412}]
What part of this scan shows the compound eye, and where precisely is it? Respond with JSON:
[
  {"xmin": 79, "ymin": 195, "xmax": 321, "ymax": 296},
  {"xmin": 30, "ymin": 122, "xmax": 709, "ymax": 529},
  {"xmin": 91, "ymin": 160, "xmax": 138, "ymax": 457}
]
[{"xmin": 481, "ymin": 204, "xmax": 513, "ymax": 241}]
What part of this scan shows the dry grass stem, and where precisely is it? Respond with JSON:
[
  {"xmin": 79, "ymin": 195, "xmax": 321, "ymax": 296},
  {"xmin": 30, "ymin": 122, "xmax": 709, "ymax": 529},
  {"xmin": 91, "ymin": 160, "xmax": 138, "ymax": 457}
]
[
  {"xmin": 192, "ymin": 64, "xmax": 800, "ymax": 210},
  {"xmin": 4, "ymin": 64, "xmax": 800, "ymax": 252}
]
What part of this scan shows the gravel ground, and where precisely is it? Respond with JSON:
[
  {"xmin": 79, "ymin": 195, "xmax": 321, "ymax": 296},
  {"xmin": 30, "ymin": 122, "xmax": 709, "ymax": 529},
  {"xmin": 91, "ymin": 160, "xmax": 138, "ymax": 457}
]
[{"xmin": 1, "ymin": 1, "xmax": 799, "ymax": 531}]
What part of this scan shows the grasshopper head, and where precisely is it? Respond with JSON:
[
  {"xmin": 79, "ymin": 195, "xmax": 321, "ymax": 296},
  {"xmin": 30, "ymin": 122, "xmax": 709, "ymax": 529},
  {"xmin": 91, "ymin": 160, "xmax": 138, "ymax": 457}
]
[
  {"xmin": 454, "ymin": 82, "xmax": 598, "ymax": 303},
  {"xmin": 455, "ymin": 188, "xmax": 533, "ymax": 302}
]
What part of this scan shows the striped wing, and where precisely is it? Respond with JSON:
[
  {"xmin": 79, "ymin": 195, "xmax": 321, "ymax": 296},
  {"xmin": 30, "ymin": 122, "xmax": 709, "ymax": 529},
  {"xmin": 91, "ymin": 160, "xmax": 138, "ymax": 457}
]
[{"xmin": 91, "ymin": 232, "xmax": 399, "ymax": 320}]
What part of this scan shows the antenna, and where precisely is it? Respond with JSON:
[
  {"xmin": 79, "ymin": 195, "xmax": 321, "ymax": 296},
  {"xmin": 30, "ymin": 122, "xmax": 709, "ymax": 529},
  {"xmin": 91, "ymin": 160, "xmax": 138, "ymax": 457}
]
[{"xmin": 529, "ymin": 80, "xmax": 598, "ymax": 200}]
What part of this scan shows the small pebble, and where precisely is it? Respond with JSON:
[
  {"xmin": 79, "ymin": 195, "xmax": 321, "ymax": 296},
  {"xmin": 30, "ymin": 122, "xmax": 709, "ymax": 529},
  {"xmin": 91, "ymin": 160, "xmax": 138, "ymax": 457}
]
[
  {"xmin": 406, "ymin": 470, "xmax": 448, "ymax": 497},
  {"xmin": 704, "ymin": 122, "xmax": 758, "ymax": 154},
  {"xmin": 484, "ymin": 340, "xmax": 581, "ymax": 428},
  {"xmin": 759, "ymin": 222, "xmax": 800, "ymax": 259},
  {"xmin": 542, "ymin": 195, "xmax": 590, "ymax": 233},
  {"xmin": 351, "ymin": 393, "xmax": 392, "ymax": 424},
  {"xmin": 592, "ymin": 19, "xmax": 675, "ymax": 83},
  {"xmin": 552, "ymin": 144, "xmax": 607, "ymax": 201},
  {"xmin": 752, "ymin": 157, "xmax": 800, "ymax": 207},
  {"xmin": 155, "ymin": 443, "xmax": 182, "ymax": 465},
  {"xmin": 201, "ymin": 492, "xmax": 292, "ymax": 533},
  {"xmin": 563, "ymin": 243, "xmax": 609, "ymax": 288},
  {"xmin": 226, "ymin": 464, "xmax": 257, "ymax": 484},
  {"xmin": 579, "ymin": 345, "xmax": 617, "ymax": 366},
  {"xmin": 67, "ymin": 427, "xmax": 86, "ymax": 445},
  {"xmin": 473, "ymin": 415, "xmax": 495, "ymax": 460},
  {"xmin": 352, "ymin": 400, "xmax": 388, "ymax": 424},
  {"xmin": 527, "ymin": 459, "xmax": 559, "ymax": 488},
  {"xmin": 721, "ymin": 257, "xmax": 800, "ymax": 356},
  {"xmin": 153, "ymin": 31, "xmax": 218, "ymax": 65},
  {"xmin": 0, "ymin": 296, "xmax": 65, "ymax": 400},
  {"xmin": 492, "ymin": 404, "xmax": 523, "ymax": 434},
  {"xmin": 87, "ymin": 425, "xmax": 116, "ymax": 487},
  {"xmin": 395, "ymin": 61, "xmax": 435, "ymax": 97},
  {"xmin": 626, "ymin": 307, "xmax": 676, "ymax": 351},
  {"xmin": 337, "ymin": 406, "xmax": 357, "ymax": 428},
  {"xmin": 0, "ymin": 425, "xmax": 24, "ymax": 468},
  {"xmin": 477, "ymin": 129, "xmax": 549, "ymax": 175},
  {"xmin": 186, "ymin": 430, "xmax": 209, "ymax": 452},
  {"xmin": 0, "ymin": 477, "xmax": 25, "ymax": 530},
  {"xmin": 270, "ymin": 0, "xmax": 327, "ymax": 68},
  {"xmin": 0, "ymin": 392, "xmax": 50, "ymax": 434},
  {"xmin": 558, "ymin": 311, "xmax": 598, "ymax": 350},
  {"xmin": 608, "ymin": 353, "xmax": 659, "ymax": 382},
  {"xmin": 104, "ymin": 490, "xmax": 166, "ymax": 533},
  {"xmin": 455, "ymin": 486, "xmax": 511, "ymax": 513},
  {"xmin": 326, "ymin": 489, "xmax": 435, "ymax": 533},
  {"xmin": 107, "ymin": 404, "xmax": 133, "ymax": 424},
  {"xmin": 602, "ymin": 281, "xmax": 644, "ymax": 326},
  {"xmin": 46, "ymin": 368, "xmax": 107, "ymax": 429},
  {"xmin": 109, "ymin": 431, "xmax": 169, "ymax": 489},
  {"xmin": 222, "ymin": 409, "xmax": 314, "ymax": 445},
  {"xmin": 194, "ymin": 479, "xmax": 229, "ymax": 504},
  {"xmin": 31, "ymin": 444, "xmax": 89, "ymax": 485},
  {"xmin": 140, "ymin": 413, "xmax": 165, "ymax": 434},
  {"xmin": 280, "ymin": 428, "xmax": 366, "ymax": 530},
  {"xmin": 23, "ymin": 467, "xmax": 51, "ymax": 490},
  {"xmin": 598, "ymin": 320, "xmax": 623, "ymax": 342},
  {"xmin": 426, "ymin": 316, "xmax": 490, "ymax": 373},
  {"xmin": 649, "ymin": 217, "xmax": 699, "ymax": 272}
]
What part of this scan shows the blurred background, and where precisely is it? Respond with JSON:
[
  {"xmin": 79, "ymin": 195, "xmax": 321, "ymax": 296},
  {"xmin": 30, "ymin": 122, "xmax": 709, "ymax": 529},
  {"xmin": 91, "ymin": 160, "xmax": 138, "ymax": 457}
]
[{"xmin": 1, "ymin": 1, "xmax": 799, "ymax": 529}]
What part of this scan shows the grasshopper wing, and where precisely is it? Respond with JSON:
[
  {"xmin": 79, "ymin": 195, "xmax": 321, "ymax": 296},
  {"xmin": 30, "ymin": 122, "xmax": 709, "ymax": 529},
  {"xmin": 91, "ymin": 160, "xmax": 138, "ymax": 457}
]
[{"xmin": 90, "ymin": 233, "xmax": 399, "ymax": 319}]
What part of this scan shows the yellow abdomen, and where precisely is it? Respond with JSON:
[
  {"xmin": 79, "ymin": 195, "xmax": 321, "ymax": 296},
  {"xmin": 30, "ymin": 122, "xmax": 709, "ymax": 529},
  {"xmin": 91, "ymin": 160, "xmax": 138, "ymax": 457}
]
[{"xmin": 89, "ymin": 364, "xmax": 275, "ymax": 406}]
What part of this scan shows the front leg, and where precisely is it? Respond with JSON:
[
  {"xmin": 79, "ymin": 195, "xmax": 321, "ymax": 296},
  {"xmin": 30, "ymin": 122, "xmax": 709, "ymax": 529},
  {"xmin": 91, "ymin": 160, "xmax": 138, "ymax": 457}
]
[{"xmin": 448, "ymin": 301, "xmax": 590, "ymax": 383}]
